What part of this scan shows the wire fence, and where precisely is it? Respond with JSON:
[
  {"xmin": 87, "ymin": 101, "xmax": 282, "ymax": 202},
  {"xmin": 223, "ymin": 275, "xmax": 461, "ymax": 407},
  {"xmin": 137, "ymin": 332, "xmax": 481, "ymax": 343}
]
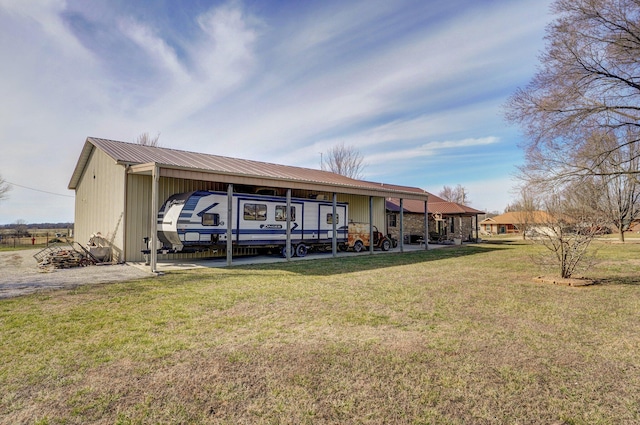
[{"xmin": 0, "ymin": 235, "xmax": 73, "ymax": 249}]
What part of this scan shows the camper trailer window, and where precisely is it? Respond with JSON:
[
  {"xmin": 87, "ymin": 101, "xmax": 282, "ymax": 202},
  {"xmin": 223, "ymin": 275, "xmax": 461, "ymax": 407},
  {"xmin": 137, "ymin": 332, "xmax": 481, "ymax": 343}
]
[
  {"xmin": 275, "ymin": 206, "xmax": 296, "ymax": 221},
  {"xmin": 326, "ymin": 213, "xmax": 340, "ymax": 224},
  {"xmin": 202, "ymin": 213, "xmax": 219, "ymax": 226},
  {"xmin": 244, "ymin": 203, "xmax": 267, "ymax": 221}
]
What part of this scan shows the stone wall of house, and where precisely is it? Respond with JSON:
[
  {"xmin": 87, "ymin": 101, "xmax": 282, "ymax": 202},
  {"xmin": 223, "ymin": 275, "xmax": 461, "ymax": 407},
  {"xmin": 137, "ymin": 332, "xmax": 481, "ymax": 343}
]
[
  {"xmin": 387, "ymin": 213, "xmax": 477, "ymax": 243},
  {"xmin": 386, "ymin": 213, "xmax": 428, "ymax": 243},
  {"xmin": 452, "ymin": 216, "xmax": 477, "ymax": 241}
]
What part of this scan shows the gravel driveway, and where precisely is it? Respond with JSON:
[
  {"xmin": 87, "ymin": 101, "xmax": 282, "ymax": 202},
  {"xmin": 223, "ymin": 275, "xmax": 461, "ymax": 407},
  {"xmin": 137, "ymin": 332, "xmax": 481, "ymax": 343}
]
[{"xmin": 0, "ymin": 249, "xmax": 153, "ymax": 299}]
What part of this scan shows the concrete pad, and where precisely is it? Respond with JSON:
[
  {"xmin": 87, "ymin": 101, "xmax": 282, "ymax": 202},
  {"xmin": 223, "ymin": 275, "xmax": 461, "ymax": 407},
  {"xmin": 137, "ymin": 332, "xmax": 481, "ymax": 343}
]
[{"xmin": 129, "ymin": 243, "xmax": 454, "ymax": 272}]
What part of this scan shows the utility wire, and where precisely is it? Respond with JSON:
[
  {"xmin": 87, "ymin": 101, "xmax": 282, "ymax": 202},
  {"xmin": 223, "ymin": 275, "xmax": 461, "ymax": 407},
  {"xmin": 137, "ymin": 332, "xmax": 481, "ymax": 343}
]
[{"xmin": 6, "ymin": 181, "xmax": 74, "ymax": 198}]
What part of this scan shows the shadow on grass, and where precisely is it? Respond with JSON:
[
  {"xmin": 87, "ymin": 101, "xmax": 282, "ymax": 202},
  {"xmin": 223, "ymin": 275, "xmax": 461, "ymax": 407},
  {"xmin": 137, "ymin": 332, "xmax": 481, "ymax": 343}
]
[
  {"xmin": 482, "ymin": 238, "xmax": 528, "ymax": 246},
  {"xmin": 593, "ymin": 276, "xmax": 640, "ymax": 286},
  {"xmin": 234, "ymin": 244, "xmax": 506, "ymax": 276}
]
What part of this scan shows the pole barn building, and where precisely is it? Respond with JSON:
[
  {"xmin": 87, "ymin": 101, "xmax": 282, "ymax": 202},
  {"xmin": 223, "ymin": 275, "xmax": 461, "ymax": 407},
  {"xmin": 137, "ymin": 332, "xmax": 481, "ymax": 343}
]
[{"xmin": 68, "ymin": 138, "xmax": 430, "ymax": 269}]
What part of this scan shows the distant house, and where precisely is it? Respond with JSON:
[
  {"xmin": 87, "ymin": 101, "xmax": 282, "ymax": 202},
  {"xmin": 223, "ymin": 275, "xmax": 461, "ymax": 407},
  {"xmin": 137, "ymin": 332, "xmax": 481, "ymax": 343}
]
[
  {"xmin": 479, "ymin": 211, "xmax": 557, "ymax": 236},
  {"xmin": 629, "ymin": 220, "xmax": 640, "ymax": 233},
  {"xmin": 386, "ymin": 193, "xmax": 484, "ymax": 243}
]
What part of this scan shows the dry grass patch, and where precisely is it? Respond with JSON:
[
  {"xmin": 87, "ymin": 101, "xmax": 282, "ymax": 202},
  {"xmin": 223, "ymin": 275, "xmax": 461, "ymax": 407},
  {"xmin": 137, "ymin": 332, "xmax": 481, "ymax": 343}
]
[{"xmin": 1, "ymin": 241, "xmax": 640, "ymax": 424}]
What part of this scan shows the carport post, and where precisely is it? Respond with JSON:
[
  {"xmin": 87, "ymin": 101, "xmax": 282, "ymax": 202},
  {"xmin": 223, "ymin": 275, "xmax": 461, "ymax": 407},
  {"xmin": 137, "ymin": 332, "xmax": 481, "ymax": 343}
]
[
  {"xmin": 286, "ymin": 189, "xmax": 292, "ymax": 261},
  {"xmin": 399, "ymin": 198, "xmax": 404, "ymax": 253},
  {"xmin": 369, "ymin": 196, "xmax": 374, "ymax": 254},
  {"xmin": 150, "ymin": 164, "xmax": 159, "ymax": 273},
  {"xmin": 227, "ymin": 184, "xmax": 233, "ymax": 266},
  {"xmin": 332, "ymin": 192, "xmax": 337, "ymax": 257},
  {"xmin": 424, "ymin": 199, "xmax": 429, "ymax": 251}
]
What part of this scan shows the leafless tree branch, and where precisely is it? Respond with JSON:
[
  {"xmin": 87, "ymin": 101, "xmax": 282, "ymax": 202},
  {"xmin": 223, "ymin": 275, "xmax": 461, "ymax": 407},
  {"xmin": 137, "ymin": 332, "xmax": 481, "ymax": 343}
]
[
  {"xmin": 439, "ymin": 184, "xmax": 471, "ymax": 205},
  {"xmin": 0, "ymin": 173, "xmax": 11, "ymax": 202},
  {"xmin": 506, "ymin": 0, "xmax": 640, "ymax": 183},
  {"xmin": 135, "ymin": 132, "xmax": 161, "ymax": 147},
  {"xmin": 321, "ymin": 143, "xmax": 366, "ymax": 179}
]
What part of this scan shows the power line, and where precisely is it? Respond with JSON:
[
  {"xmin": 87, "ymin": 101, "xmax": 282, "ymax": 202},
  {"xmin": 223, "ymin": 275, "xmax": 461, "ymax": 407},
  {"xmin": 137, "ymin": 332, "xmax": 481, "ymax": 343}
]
[{"xmin": 6, "ymin": 181, "xmax": 74, "ymax": 198}]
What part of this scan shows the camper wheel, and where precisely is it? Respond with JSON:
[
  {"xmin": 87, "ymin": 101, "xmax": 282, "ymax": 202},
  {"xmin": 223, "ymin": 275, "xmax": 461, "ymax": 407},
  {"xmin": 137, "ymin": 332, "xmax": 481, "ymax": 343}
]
[
  {"xmin": 295, "ymin": 244, "xmax": 308, "ymax": 258},
  {"xmin": 281, "ymin": 246, "xmax": 294, "ymax": 258}
]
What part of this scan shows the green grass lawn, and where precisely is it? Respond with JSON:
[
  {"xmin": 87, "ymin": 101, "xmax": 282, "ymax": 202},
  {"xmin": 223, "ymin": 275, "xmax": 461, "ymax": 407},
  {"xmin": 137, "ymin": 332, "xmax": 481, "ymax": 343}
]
[
  {"xmin": 1, "ymin": 240, "xmax": 639, "ymax": 424},
  {"xmin": 0, "ymin": 245, "xmax": 47, "ymax": 252}
]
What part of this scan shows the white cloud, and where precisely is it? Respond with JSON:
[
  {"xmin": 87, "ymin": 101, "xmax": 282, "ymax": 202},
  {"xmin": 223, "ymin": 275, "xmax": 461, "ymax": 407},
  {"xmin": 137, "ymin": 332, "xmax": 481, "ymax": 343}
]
[
  {"xmin": 118, "ymin": 18, "xmax": 189, "ymax": 84},
  {"xmin": 172, "ymin": 0, "xmax": 551, "ymax": 164},
  {"xmin": 195, "ymin": 2, "xmax": 258, "ymax": 74},
  {"xmin": 136, "ymin": 2, "xmax": 261, "ymax": 129},
  {"xmin": 0, "ymin": 1, "xmax": 111, "ymax": 223},
  {"xmin": 0, "ymin": 0, "xmax": 92, "ymax": 60},
  {"xmin": 0, "ymin": 0, "xmax": 553, "ymax": 223},
  {"xmin": 278, "ymin": 0, "xmax": 398, "ymax": 55},
  {"xmin": 365, "ymin": 137, "xmax": 499, "ymax": 164}
]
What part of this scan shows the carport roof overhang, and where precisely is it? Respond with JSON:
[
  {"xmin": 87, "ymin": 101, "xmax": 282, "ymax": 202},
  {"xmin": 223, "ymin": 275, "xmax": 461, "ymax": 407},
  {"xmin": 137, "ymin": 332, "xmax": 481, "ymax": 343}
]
[{"xmin": 128, "ymin": 162, "xmax": 430, "ymax": 201}]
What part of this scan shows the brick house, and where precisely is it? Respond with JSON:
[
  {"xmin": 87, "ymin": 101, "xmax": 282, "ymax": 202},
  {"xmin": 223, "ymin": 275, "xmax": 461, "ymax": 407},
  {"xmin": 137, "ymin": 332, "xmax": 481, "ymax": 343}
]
[
  {"xmin": 479, "ymin": 211, "xmax": 561, "ymax": 236},
  {"xmin": 386, "ymin": 193, "xmax": 484, "ymax": 243}
]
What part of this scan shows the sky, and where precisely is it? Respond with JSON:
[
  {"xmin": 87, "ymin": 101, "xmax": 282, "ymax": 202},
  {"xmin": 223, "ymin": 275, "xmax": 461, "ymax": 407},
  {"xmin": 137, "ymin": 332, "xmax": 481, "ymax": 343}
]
[{"xmin": 0, "ymin": 0, "xmax": 554, "ymax": 225}]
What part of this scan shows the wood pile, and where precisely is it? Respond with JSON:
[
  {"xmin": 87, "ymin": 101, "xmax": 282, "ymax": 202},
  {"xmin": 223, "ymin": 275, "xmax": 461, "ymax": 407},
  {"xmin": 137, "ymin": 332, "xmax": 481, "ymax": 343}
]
[
  {"xmin": 38, "ymin": 249, "xmax": 94, "ymax": 269},
  {"xmin": 34, "ymin": 243, "xmax": 97, "ymax": 270}
]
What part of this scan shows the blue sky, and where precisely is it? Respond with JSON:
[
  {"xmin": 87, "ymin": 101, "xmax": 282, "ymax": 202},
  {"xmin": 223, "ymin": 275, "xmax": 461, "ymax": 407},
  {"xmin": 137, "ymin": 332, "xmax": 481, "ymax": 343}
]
[{"xmin": 0, "ymin": 0, "xmax": 553, "ymax": 224}]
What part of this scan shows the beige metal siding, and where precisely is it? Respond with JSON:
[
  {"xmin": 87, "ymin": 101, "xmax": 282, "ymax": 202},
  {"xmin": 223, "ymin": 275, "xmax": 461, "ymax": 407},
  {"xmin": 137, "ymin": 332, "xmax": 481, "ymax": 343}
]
[
  {"xmin": 124, "ymin": 174, "xmax": 151, "ymax": 262},
  {"xmin": 124, "ymin": 176, "xmax": 226, "ymax": 262},
  {"xmin": 336, "ymin": 194, "xmax": 386, "ymax": 231},
  {"xmin": 372, "ymin": 197, "xmax": 386, "ymax": 232},
  {"xmin": 74, "ymin": 148, "xmax": 126, "ymax": 262}
]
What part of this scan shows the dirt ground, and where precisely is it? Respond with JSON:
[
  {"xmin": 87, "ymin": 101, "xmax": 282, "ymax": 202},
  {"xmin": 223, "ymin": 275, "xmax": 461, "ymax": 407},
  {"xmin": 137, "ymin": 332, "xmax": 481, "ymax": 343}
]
[{"xmin": 0, "ymin": 249, "xmax": 153, "ymax": 299}]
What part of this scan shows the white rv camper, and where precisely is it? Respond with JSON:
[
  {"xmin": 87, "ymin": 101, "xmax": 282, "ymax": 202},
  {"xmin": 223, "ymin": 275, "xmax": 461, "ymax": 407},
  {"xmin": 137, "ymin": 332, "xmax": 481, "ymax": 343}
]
[{"xmin": 157, "ymin": 190, "xmax": 348, "ymax": 257}]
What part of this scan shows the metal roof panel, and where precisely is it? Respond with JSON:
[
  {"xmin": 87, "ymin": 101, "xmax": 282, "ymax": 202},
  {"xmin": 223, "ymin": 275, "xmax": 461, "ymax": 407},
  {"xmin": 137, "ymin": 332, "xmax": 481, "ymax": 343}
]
[{"xmin": 70, "ymin": 138, "xmax": 430, "ymax": 200}]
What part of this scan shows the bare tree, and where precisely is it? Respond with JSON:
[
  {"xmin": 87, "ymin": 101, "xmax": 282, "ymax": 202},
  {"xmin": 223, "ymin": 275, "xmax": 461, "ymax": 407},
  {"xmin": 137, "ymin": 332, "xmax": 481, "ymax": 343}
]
[
  {"xmin": 523, "ymin": 129, "xmax": 640, "ymax": 242},
  {"xmin": 135, "ymin": 132, "xmax": 161, "ymax": 147},
  {"xmin": 0, "ymin": 173, "xmax": 10, "ymax": 202},
  {"xmin": 577, "ymin": 146, "xmax": 640, "ymax": 242},
  {"xmin": 598, "ymin": 175, "xmax": 640, "ymax": 242},
  {"xmin": 506, "ymin": 0, "xmax": 640, "ymax": 184},
  {"xmin": 560, "ymin": 132, "xmax": 640, "ymax": 242},
  {"xmin": 321, "ymin": 143, "xmax": 365, "ymax": 179},
  {"xmin": 529, "ymin": 187, "xmax": 604, "ymax": 279},
  {"xmin": 12, "ymin": 219, "xmax": 30, "ymax": 237},
  {"xmin": 439, "ymin": 184, "xmax": 470, "ymax": 205}
]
